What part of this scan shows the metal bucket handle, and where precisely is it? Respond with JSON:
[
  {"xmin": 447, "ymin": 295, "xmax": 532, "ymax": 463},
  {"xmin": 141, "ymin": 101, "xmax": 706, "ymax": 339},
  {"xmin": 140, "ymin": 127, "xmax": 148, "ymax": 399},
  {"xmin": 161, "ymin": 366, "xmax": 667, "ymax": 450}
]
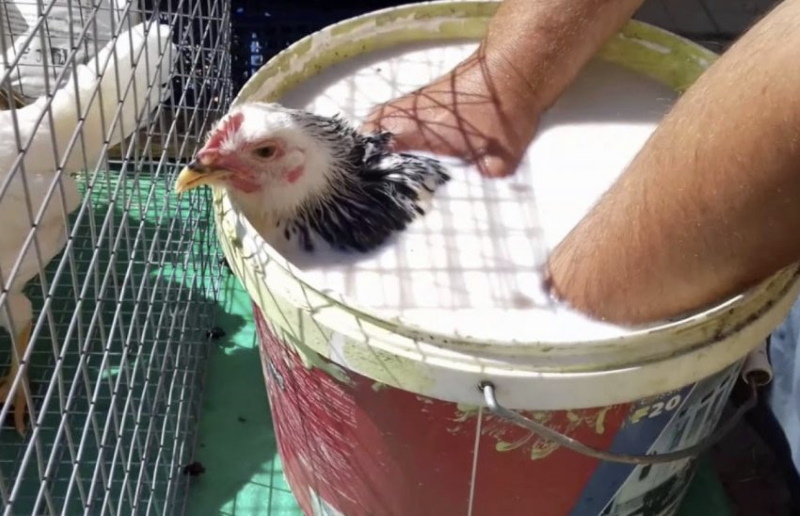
[{"xmin": 479, "ymin": 373, "xmax": 761, "ymax": 465}]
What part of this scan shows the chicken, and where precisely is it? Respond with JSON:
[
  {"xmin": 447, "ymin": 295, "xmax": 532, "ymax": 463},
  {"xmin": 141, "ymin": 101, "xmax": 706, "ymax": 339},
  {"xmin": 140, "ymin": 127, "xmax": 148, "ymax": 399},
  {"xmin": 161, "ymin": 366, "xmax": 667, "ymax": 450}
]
[
  {"xmin": 0, "ymin": 21, "xmax": 176, "ymax": 435},
  {"xmin": 173, "ymin": 102, "xmax": 450, "ymax": 254}
]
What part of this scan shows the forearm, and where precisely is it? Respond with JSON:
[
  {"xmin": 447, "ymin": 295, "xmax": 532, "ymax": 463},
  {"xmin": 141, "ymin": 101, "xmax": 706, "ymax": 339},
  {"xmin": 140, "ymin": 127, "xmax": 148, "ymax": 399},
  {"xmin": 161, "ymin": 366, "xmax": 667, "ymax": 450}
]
[
  {"xmin": 547, "ymin": 0, "xmax": 800, "ymax": 324},
  {"xmin": 479, "ymin": 0, "xmax": 644, "ymax": 111}
]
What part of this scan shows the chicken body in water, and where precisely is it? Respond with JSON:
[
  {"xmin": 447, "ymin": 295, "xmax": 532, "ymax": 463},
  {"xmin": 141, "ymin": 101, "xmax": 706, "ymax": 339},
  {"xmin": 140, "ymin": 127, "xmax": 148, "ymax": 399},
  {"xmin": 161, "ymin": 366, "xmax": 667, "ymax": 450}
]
[{"xmin": 174, "ymin": 101, "xmax": 450, "ymax": 254}]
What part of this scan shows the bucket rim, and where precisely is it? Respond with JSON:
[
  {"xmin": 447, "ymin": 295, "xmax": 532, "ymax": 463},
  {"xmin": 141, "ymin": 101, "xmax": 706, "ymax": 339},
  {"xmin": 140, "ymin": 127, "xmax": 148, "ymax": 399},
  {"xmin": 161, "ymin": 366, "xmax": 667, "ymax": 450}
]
[{"xmin": 214, "ymin": 0, "xmax": 800, "ymax": 365}]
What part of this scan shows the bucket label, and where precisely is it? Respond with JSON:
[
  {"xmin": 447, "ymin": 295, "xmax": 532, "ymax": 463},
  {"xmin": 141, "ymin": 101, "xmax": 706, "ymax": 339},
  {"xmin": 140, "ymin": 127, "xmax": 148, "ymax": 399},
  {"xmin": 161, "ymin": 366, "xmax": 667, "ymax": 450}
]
[{"xmin": 571, "ymin": 361, "xmax": 741, "ymax": 516}]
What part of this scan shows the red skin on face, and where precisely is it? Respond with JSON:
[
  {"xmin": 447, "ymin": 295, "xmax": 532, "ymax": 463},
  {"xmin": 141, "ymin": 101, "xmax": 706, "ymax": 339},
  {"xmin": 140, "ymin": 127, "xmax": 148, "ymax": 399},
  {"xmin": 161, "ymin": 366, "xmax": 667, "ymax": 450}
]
[
  {"xmin": 197, "ymin": 112, "xmax": 305, "ymax": 192},
  {"xmin": 283, "ymin": 166, "xmax": 304, "ymax": 184}
]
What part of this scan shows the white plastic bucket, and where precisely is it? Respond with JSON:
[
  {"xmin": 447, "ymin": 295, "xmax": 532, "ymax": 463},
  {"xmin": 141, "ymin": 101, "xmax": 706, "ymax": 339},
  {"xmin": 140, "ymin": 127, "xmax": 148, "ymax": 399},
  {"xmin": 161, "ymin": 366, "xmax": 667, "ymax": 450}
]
[{"xmin": 212, "ymin": 2, "xmax": 800, "ymax": 514}]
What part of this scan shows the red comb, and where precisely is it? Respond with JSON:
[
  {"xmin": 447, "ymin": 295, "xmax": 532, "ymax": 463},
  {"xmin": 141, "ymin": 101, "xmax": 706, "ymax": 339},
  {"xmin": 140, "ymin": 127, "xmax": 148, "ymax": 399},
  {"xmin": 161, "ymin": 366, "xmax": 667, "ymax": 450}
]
[
  {"xmin": 205, "ymin": 112, "xmax": 244, "ymax": 150},
  {"xmin": 196, "ymin": 147, "xmax": 220, "ymax": 165}
]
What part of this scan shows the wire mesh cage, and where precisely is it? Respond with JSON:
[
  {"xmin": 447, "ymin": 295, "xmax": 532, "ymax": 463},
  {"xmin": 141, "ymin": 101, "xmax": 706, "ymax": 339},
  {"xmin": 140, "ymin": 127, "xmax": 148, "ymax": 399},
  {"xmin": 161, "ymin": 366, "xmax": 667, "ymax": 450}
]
[{"xmin": 0, "ymin": 0, "xmax": 231, "ymax": 513}]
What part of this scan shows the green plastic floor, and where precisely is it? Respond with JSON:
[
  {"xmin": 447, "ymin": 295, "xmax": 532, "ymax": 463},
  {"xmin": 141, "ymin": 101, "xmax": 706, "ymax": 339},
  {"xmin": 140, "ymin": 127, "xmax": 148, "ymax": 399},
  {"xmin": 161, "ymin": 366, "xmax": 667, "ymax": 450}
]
[{"xmin": 186, "ymin": 275, "xmax": 734, "ymax": 516}]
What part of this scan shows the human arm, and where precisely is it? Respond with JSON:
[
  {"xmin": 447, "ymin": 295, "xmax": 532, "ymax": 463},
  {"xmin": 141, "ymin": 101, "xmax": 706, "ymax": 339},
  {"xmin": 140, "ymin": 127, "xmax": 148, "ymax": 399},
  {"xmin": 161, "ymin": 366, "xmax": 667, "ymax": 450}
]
[
  {"xmin": 362, "ymin": 0, "xmax": 644, "ymax": 177},
  {"xmin": 546, "ymin": 0, "xmax": 800, "ymax": 324}
]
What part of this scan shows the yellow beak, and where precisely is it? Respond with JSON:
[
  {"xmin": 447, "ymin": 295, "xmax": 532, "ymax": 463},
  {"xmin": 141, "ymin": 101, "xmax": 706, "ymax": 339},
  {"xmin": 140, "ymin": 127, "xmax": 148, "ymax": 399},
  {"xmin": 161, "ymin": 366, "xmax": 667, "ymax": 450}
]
[{"xmin": 174, "ymin": 163, "xmax": 229, "ymax": 194}]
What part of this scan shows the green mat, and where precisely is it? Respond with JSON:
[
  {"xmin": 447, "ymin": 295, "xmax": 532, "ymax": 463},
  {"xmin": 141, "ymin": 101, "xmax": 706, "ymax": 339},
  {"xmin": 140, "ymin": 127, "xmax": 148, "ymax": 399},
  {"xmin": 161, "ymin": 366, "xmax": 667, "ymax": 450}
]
[
  {"xmin": 188, "ymin": 275, "xmax": 734, "ymax": 515},
  {"xmin": 186, "ymin": 274, "xmax": 295, "ymax": 516},
  {"xmin": 0, "ymin": 168, "xmax": 219, "ymax": 514}
]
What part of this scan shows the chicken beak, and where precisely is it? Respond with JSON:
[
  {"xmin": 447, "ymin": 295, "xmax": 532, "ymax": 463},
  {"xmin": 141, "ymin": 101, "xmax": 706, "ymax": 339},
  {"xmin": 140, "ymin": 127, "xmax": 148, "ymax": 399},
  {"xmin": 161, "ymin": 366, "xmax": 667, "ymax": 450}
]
[{"xmin": 174, "ymin": 160, "xmax": 228, "ymax": 194}]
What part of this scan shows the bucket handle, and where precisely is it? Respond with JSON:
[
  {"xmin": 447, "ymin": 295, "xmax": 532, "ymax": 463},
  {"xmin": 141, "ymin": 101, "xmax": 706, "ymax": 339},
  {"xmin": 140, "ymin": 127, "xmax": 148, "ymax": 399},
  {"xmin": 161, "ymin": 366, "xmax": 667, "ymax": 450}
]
[{"xmin": 479, "ymin": 376, "xmax": 759, "ymax": 465}]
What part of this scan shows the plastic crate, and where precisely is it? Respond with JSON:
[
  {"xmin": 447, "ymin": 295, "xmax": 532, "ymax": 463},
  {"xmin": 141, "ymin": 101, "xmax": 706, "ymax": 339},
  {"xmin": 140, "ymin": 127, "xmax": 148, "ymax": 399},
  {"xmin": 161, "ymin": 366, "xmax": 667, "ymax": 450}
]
[{"xmin": 230, "ymin": 0, "xmax": 420, "ymax": 90}]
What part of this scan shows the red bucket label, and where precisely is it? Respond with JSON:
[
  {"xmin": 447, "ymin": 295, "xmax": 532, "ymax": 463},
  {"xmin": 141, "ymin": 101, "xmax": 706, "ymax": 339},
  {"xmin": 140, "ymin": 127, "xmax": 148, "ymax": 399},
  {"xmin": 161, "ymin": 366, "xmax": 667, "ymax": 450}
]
[{"xmin": 254, "ymin": 303, "xmax": 739, "ymax": 516}]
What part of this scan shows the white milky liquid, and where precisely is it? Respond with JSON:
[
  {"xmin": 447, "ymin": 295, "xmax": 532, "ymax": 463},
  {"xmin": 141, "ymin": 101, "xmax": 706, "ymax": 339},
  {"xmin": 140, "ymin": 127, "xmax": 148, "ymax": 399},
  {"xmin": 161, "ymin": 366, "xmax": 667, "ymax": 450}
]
[{"xmin": 277, "ymin": 40, "xmax": 678, "ymax": 343}]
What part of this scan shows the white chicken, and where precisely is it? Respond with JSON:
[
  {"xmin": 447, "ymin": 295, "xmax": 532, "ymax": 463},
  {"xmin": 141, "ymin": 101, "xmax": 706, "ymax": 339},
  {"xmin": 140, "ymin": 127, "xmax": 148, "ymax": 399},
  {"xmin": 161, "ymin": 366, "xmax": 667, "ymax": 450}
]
[{"xmin": 0, "ymin": 21, "xmax": 176, "ymax": 435}]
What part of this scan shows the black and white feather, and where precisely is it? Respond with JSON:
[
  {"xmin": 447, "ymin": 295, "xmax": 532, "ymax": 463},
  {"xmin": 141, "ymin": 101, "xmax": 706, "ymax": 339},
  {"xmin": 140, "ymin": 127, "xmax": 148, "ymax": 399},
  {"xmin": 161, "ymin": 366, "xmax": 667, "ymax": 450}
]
[
  {"xmin": 286, "ymin": 111, "xmax": 449, "ymax": 252},
  {"xmin": 219, "ymin": 102, "xmax": 451, "ymax": 254}
]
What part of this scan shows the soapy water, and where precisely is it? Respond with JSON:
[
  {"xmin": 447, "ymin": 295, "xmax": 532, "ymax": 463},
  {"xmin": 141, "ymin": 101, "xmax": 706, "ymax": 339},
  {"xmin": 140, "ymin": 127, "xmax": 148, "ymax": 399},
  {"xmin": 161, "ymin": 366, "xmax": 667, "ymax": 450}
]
[{"xmin": 276, "ymin": 40, "xmax": 678, "ymax": 344}]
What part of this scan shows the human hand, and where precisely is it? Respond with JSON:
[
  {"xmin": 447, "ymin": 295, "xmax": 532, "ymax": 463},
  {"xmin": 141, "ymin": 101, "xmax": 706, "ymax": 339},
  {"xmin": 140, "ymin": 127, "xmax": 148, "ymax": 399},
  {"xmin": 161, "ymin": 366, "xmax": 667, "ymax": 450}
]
[{"xmin": 361, "ymin": 49, "xmax": 542, "ymax": 178}]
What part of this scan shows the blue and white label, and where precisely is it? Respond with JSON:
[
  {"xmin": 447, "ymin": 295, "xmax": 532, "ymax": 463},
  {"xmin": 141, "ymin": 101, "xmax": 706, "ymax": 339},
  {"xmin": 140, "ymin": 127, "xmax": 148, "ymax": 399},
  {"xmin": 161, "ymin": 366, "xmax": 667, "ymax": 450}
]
[{"xmin": 571, "ymin": 360, "xmax": 742, "ymax": 516}]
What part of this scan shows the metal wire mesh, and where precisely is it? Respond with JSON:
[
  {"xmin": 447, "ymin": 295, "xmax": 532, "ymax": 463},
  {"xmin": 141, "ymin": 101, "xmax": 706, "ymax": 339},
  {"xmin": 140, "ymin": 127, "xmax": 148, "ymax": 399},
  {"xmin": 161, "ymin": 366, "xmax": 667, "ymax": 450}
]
[{"xmin": 0, "ymin": 0, "xmax": 230, "ymax": 513}]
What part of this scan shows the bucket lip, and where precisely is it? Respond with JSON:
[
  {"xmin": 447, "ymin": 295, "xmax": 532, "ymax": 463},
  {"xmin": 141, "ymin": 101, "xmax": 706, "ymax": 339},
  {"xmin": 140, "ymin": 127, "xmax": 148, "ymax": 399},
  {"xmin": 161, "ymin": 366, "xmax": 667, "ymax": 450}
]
[{"xmin": 218, "ymin": 1, "xmax": 796, "ymax": 359}]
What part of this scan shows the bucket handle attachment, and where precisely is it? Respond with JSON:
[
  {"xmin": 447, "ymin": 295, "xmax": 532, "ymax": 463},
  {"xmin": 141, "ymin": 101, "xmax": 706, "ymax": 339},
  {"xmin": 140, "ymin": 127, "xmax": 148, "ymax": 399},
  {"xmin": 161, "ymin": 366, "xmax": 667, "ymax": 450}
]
[{"xmin": 479, "ymin": 376, "xmax": 759, "ymax": 465}]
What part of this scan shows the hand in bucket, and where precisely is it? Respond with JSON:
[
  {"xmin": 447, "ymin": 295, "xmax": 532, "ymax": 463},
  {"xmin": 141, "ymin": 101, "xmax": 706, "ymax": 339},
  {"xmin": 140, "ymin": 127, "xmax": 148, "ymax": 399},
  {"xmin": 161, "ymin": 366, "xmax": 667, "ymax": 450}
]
[{"xmin": 361, "ymin": 49, "xmax": 542, "ymax": 179}]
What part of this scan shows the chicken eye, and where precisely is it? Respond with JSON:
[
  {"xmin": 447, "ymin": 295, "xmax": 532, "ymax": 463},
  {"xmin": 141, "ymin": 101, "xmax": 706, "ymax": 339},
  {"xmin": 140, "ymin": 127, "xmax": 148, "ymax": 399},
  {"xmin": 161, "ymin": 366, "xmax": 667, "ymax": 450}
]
[{"xmin": 255, "ymin": 145, "xmax": 277, "ymax": 159}]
